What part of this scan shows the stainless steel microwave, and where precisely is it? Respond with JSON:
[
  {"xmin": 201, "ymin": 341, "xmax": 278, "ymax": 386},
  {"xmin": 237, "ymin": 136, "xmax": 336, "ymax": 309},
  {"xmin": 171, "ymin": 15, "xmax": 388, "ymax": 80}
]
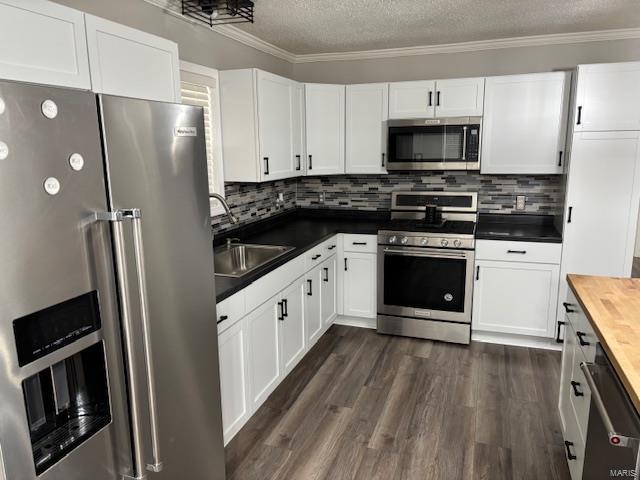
[{"xmin": 387, "ymin": 116, "xmax": 481, "ymax": 171}]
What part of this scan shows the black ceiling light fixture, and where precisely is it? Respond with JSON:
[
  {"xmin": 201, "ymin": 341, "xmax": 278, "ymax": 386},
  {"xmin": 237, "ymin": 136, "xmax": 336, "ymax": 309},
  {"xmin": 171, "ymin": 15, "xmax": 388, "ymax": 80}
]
[{"xmin": 181, "ymin": 0, "xmax": 254, "ymax": 27}]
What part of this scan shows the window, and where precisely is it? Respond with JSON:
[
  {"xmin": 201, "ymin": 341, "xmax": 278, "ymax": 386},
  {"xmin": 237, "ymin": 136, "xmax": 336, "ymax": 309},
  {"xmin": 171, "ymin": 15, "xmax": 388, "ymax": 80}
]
[{"xmin": 179, "ymin": 61, "xmax": 225, "ymax": 217}]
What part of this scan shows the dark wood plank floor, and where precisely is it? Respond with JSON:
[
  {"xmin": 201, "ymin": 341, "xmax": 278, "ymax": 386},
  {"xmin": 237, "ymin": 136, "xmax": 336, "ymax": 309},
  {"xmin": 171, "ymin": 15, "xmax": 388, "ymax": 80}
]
[{"xmin": 225, "ymin": 325, "xmax": 571, "ymax": 480}]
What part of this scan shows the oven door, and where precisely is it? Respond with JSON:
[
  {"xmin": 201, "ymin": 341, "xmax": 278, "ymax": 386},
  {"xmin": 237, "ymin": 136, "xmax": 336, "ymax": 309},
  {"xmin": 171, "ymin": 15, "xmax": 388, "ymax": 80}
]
[
  {"xmin": 377, "ymin": 245, "xmax": 474, "ymax": 323},
  {"xmin": 387, "ymin": 122, "xmax": 480, "ymax": 170}
]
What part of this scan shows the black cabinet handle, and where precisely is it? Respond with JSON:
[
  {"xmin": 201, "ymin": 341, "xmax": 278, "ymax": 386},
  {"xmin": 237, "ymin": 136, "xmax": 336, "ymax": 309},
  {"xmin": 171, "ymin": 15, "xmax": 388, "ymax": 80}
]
[
  {"xmin": 277, "ymin": 301, "xmax": 284, "ymax": 321},
  {"xmin": 563, "ymin": 302, "xmax": 575, "ymax": 314},
  {"xmin": 344, "ymin": 258, "xmax": 348, "ymax": 271},
  {"xmin": 558, "ymin": 151, "xmax": 563, "ymax": 167},
  {"xmin": 436, "ymin": 91, "xmax": 441, "ymax": 106},
  {"xmin": 567, "ymin": 206, "xmax": 573, "ymax": 223},
  {"xmin": 381, "ymin": 152, "xmax": 385, "ymax": 167},
  {"xmin": 352, "ymin": 242, "xmax": 367, "ymax": 246},
  {"xmin": 264, "ymin": 157, "xmax": 269, "ymax": 175},
  {"xmin": 576, "ymin": 331, "xmax": 591, "ymax": 346},
  {"xmin": 507, "ymin": 250, "xmax": 527, "ymax": 254},
  {"xmin": 475, "ymin": 266, "xmax": 480, "ymax": 280},
  {"xmin": 307, "ymin": 279, "xmax": 313, "ymax": 296},
  {"xmin": 312, "ymin": 254, "xmax": 322, "ymax": 260},
  {"xmin": 564, "ymin": 441, "xmax": 577, "ymax": 461},
  {"xmin": 308, "ymin": 154, "xmax": 313, "ymax": 170},
  {"xmin": 556, "ymin": 320, "xmax": 566, "ymax": 343},
  {"xmin": 282, "ymin": 299, "xmax": 288, "ymax": 317},
  {"xmin": 570, "ymin": 381, "xmax": 584, "ymax": 397},
  {"xmin": 428, "ymin": 91, "xmax": 433, "ymax": 107},
  {"xmin": 219, "ymin": 315, "xmax": 228, "ymax": 322},
  {"xmin": 576, "ymin": 106, "xmax": 582, "ymax": 125},
  {"xmin": 328, "ymin": 245, "xmax": 336, "ymax": 250},
  {"xmin": 295, "ymin": 154, "xmax": 301, "ymax": 171},
  {"xmin": 323, "ymin": 267, "xmax": 329, "ymax": 282}
]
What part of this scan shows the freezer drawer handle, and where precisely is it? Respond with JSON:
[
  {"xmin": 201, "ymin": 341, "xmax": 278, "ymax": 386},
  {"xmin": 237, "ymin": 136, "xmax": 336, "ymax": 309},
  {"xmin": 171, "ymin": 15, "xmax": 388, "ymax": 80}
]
[
  {"xmin": 99, "ymin": 209, "xmax": 163, "ymax": 475},
  {"xmin": 580, "ymin": 362, "xmax": 640, "ymax": 449}
]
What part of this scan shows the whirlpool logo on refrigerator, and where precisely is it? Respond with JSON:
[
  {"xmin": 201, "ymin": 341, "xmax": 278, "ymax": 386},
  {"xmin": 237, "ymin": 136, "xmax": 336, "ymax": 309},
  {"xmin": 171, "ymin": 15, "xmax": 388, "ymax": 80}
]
[{"xmin": 174, "ymin": 126, "xmax": 197, "ymax": 137}]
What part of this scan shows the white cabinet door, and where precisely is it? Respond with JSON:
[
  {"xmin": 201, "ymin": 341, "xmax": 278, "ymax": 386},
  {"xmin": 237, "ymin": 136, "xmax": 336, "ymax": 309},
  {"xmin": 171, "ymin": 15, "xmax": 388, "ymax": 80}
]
[
  {"xmin": 343, "ymin": 252, "xmax": 377, "ymax": 318},
  {"xmin": 472, "ymin": 260, "xmax": 560, "ymax": 337},
  {"xmin": 280, "ymin": 277, "xmax": 306, "ymax": 375},
  {"xmin": 85, "ymin": 14, "xmax": 180, "ymax": 102},
  {"xmin": 434, "ymin": 77, "xmax": 485, "ymax": 117},
  {"xmin": 481, "ymin": 72, "xmax": 570, "ymax": 174},
  {"xmin": 320, "ymin": 255, "xmax": 337, "ymax": 329},
  {"xmin": 575, "ymin": 62, "xmax": 640, "ymax": 132},
  {"xmin": 291, "ymin": 81, "xmax": 306, "ymax": 175},
  {"xmin": 345, "ymin": 83, "xmax": 388, "ymax": 174},
  {"xmin": 388, "ymin": 80, "xmax": 435, "ymax": 119},
  {"xmin": 305, "ymin": 83, "xmax": 345, "ymax": 175},
  {"xmin": 305, "ymin": 266, "xmax": 323, "ymax": 346},
  {"xmin": 0, "ymin": 0, "xmax": 90, "ymax": 89},
  {"xmin": 257, "ymin": 70, "xmax": 294, "ymax": 181},
  {"xmin": 246, "ymin": 295, "xmax": 281, "ymax": 411},
  {"xmin": 217, "ymin": 318, "xmax": 249, "ymax": 445}
]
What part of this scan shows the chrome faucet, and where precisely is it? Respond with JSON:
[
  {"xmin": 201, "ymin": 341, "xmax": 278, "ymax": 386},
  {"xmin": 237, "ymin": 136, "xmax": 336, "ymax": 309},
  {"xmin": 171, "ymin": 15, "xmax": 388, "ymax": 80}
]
[{"xmin": 211, "ymin": 193, "xmax": 239, "ymax": 224}]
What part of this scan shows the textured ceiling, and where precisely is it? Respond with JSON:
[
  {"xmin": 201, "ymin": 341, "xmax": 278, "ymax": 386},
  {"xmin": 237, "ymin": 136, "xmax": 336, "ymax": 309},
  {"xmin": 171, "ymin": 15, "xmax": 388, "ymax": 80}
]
[{"xmin": 236, "ymin": 0, "xmax": 640, "ymax": 54}]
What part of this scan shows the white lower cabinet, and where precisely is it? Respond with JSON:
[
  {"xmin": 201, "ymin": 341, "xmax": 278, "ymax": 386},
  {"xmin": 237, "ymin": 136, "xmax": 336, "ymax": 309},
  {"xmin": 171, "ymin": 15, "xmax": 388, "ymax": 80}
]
[
  {"xmin": 320, "ymin": 256, "xmax": 338, "ymax": 328},
  {"xmin": 280, "ymin": 276, "xmax": 306, "ymax": 375},
  {"xmin": 305, "ymin": 265, "xmax": 324, "ymax": 346},
  {"xmin": 218, "ymin": 318, "xmax": 250, "ymax": 444},
  {"xmin": 342, "ymin": 251, "xmax": 377, "ymax": 318},
  {"xmin": 246, "ymin": 294, "xmax": 281, "ymax": 412}
]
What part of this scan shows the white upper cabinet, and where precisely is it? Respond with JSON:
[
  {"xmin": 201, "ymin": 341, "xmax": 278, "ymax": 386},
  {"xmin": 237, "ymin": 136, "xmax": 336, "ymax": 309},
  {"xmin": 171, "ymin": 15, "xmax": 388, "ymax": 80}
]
[
  {"xmin": 0, "ymin": 0, "xmax": 90, "ymax": 89},
  {"xmin": 85, "ymin": 15, "xmax": 180, "ymax": 102},
  {"xmin": 305, "ymin": 83, "xmax": 345, "ymax": 175},
  {"xmin": 574, "ymin": 62, "xmax": 640, "ymax": 132},
  {"xmin": 434, "ymin": 77, "xmax": 485, "ymax": 117},
  {"xmin": 220, "ymin": 69, "xmax": 301, "ymax": 182},
  {"xmin": 388, "ymin": 78, "xmax": 484, "ymax": 119},
  {"xmin": 256, "ymin": 70, "xmax": 295, "ymax": 179},
  {"xmin": 388, "ymin": 80, "xmax": 435, "ymax": 119},
  {"xmin": 345, "ymin": 83, "xmax": 389, "ymax": 174},
  {"xmin": 481, "ymin": 72, "xmax": 571, "ymax": 174}
]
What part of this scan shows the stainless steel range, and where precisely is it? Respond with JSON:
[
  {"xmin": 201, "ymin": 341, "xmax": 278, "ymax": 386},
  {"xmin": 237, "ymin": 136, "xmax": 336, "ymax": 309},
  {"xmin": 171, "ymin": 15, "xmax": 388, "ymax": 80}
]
[{"xmin": 377, "ymin": 191, "xmax": 478, "ymax": 344}]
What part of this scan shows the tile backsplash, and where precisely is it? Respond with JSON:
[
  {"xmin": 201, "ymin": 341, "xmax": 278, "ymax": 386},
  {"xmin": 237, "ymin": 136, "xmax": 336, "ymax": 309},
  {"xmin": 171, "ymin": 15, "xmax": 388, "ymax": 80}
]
[{"xmin": 212, "ymin": 172, "xmax": 563, "ymax": 235}]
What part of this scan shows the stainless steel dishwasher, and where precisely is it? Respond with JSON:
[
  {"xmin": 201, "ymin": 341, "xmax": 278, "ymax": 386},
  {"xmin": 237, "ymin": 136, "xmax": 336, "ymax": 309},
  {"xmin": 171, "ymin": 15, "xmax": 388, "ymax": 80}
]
[{"xmin": 581, "ymin": 344, "xmax": 640, "ymax": 479}]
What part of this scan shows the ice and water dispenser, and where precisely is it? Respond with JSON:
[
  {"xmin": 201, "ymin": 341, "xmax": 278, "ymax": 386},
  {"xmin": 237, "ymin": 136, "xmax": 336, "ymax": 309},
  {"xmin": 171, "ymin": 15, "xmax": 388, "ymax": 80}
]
[{"xmin": 13, "ymin": 291, "xmax": 111, "ymax": 474}]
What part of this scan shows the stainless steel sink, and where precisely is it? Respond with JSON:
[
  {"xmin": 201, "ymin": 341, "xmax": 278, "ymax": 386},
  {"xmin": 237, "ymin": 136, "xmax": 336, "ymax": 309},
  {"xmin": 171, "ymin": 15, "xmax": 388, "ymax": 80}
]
[{"xmin": 214, "ymin": 243, "xmax": 294, "ymax": 278}]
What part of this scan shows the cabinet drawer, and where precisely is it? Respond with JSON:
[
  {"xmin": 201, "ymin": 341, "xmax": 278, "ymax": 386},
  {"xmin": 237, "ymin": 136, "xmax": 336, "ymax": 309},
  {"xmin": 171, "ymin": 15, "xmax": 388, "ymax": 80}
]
[
  {"xmin": 565, "ymin": 290, "xmax": 597, "ymax": 362},
  {"xmin": 562, "ymin": 397, "xmax": 585, "ymax": 480},
  {"xmin": 343, "ymin": 234, "xmax": 377, "ymax": 253},
  {"xmin": 570, "ymin": 345, "xmax": 592, "ymax": 444},
  {"xmin": 216, "ymin": 290, "xmax": 247, "ymax": 334},
  {"xmin": 476, "ymin": 240, "xmax": 561, "ymax": 264},
  {"xmin": 323, "ymin": 236, "xmax": 339, "ymax": 256}
]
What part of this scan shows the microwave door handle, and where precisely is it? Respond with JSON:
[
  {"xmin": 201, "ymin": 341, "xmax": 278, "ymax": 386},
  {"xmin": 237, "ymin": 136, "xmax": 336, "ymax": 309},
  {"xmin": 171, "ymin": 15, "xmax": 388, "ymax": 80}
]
[
  {"xmin": 129, "ymin": 210, "xmax": 163, "ymax": 473},
  {"xmin": 462, "ymin": 126, "xmax": 468, "ymax": 161},
  {"xmin": 579, "ymin": 362, "xmax": 640, "ymax": 449}
]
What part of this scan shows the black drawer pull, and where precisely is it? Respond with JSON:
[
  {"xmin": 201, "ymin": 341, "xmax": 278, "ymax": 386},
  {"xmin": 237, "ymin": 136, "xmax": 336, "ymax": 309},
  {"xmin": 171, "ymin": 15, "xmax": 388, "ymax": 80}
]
[
  {"xmin": 219, "ymin": 315, "xmax": 228, "ymax": 322},
  {"xmin": 277, "ymin": 301, "xmax": 284, "ymax": 321},
  {"xmin": 264, "ymin": 157, "xmax": 269, "ymax": 175},
  {"xmin": 323, "ymin": 267, "xmax": 329, "ymax": 282},
  {"xmin": 282, "ymin": 299, "xmax": 288, "ymax": 317},
  {"xmin": 576, "ymin": 106, "xmax": 582, "ymax": 125},
  {"xmin": 555, "ymin": 320, "xmax": 565, "ymax": 343},
  {"xmin": 344, "ymin": 258, "xmax": 348, "ymax": 271},
  {"xmin": 381, "ymin": 153, "xmax": 385, "ymax": 167},
  {"xmin": 352, "ymin": 242, "xmax": 367, "ymax": 246},
  {"xmin": 558, "ymin": 150, "xmax": 563, "ymax": 167},
  {"xmin": 576, "ymin": 331, "xmax": 591, "ymax": 346},
  {"xmin": 307, "ymin": 279, "xmax": 313, "ymax": 296},
  {"xmin": 328, "ymin": 245, "xmax": 336, "ymax": 250},
  {"xmin": 568, "ymin": 206, "xmax": 573, "ymax": 223},
  {"xmin": 563, "ymin": 302, "xmax": 575, "ymax": 314},
  {"xmin": 308, "ymin": 154, "xmax": 313, "ymax": 170},
  {"xmin": 295, "ymin": 154, "xmax": 301, "ymax": 171},
  {"xmin": 507, "ymin": 250, "xmax": 527, "ymax": 254},
  {"xmin": 475, "ymin": 266, "xmax": 480, "ymax": 281},
  {"xmin": 571, "ymin": 380, "xmax": 584, "ymax": 397},
  {"xmin": 564, "ymin": 440, "xmax": 577, "ymax": 461},
  {"xmin": 312, "ymin": 254, "xmax": 322, "ymax": 260}
]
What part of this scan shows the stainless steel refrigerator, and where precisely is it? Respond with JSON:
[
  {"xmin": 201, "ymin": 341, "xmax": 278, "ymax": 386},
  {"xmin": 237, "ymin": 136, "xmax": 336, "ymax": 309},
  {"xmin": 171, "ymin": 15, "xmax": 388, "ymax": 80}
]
[{"xmin": 0, "ymin": 80, "xmax": 226, "ymax": 480}]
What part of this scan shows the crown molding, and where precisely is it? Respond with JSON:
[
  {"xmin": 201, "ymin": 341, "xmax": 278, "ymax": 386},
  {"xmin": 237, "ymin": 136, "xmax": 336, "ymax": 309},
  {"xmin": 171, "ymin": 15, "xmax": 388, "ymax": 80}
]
[
  {"xmin": 292, "ymin": 28, "xmax": 640, "ymax": 63},
  {"xmin": 212, "ymin": 25, "xmax": 296, "ymax": 63}
]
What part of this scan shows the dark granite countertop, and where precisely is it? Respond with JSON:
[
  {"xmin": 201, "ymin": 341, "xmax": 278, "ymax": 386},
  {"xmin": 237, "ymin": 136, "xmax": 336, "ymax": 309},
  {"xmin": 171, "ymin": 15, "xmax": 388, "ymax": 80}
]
[
  {"xmin": 214, "ymin": 209, "xmax": 390, "ymax": 302},
  {"xmin": 214, "ymin": 209, "xmax": 563, "ymax": 303},
  {"xmin": 475, "ymin": 213, "xmax": 563, "ymax": 243}
]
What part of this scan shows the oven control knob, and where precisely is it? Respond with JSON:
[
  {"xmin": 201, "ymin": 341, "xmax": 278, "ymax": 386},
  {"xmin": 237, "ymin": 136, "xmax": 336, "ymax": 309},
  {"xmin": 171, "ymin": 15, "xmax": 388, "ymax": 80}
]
[
  {"xmin": 400, "ymin": 236, "xmax": 409, "ymax": 245},
  {"xmin": 388, "ymin": 235, "xmax": 397, "ymax": 244},
  {"xmin": 440, "ymin": 239, "xmax": 449, "ymax": 247},
  {"xmin": 420, "ymin": 238, "xmax": 429, "ymax": 246},
  {"xmin": 453, "ymin": 240, "xmax": 462, "ymax": 248}
]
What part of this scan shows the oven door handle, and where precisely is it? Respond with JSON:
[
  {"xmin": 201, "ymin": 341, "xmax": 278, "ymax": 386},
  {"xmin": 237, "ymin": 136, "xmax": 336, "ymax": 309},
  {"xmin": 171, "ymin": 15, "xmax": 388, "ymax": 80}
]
[{"xmin": 383, "ymin": 247, "xmax": 471, "ymax": 260}]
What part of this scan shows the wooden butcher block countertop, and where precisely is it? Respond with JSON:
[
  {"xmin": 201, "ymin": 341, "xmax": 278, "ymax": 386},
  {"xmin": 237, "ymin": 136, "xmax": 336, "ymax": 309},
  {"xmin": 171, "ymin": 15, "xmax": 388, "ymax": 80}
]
[{"xmin": 568, "ymin": 274, "xmax": 640, "ymax": 412}]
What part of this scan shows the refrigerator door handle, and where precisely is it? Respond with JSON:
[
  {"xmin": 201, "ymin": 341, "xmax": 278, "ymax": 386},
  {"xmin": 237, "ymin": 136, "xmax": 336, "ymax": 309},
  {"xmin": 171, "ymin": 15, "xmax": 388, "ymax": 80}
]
[{"xmin": 98, "ymin": 209, "xmax": 163, "ymax": 476}]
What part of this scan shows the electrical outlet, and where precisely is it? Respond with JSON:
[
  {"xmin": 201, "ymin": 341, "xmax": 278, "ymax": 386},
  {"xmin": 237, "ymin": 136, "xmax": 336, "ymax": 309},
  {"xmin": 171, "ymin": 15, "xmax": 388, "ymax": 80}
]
[
  {"xmin": 318, "ymin": 193, "xmax": 325, "ymax": 204},
  {"xmin": 516, "ymin": 195, "xmax": 526, "ymax": 211}
]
